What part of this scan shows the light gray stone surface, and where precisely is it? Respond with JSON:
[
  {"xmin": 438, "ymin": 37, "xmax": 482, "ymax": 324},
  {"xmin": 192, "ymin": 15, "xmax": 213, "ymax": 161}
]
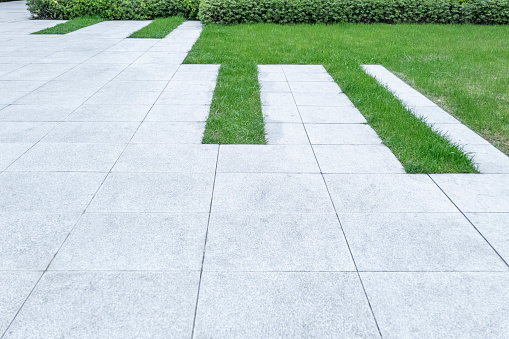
[
  {"xmin": 466, "ymin": 213, "xmax": 509, "ymax": 264},
  {"xmin": 0, "ymin": 172, "xmax": 106, "ymax": 212},
  {"xmin": 361, "ymin": 272, "xmax": 509, "ymax": 338},
  {"xmin": 9, "ymin": 143, "xmax": 125, "ymax": 172},
  {"xmin": 66, "ymin": 104, "xmax": 151, "ymax": 122},
  {"xmin": 265, "ymin": 122, "xmax": 310, "ymax": 144},
  {"xmin": 5, "ymin": 272, "xmax": 200, "ymax": 338},
  {"xmin": 340, "ymin": 213, "xmax": 506, "ymax": 271},
  {"xmin": 306, "ymin": 124, "xmax": 382, "ymax": 145},
  {"xmin": 132, "ymin": 122, "xmax": 206, "ymax": 144},
  {"xmin": 204, "ymin": 213, "xmax": 355, "ymax": 271},
  {"xmin": 325, "ymin": 174, "xmax": 457, "ymax": 213},
  {"xmin": 113, "ymin": 144, "xmax": 218, "ymax": 173},
  {"xmin": 212, "ymin": 173, "xmax": 334, "ymax": 213},
  {"xmin": 298, "ymin": 106, "xmax": 367, "ymax": 124},
  {"xmin": 194, "ymin": 272, "xmax": 380, "ymax": 338},
  {"xmin": 431, "ymin": 174, "xmax": 509, "ymax": 212},
  {"xmin": 88, "ymin": 172, "xmax": 214, "ymax": 212},
  {"xmin": 0, "ymin": 143, "xmax": 32, "ymax": 170},
  {"xmin": 0, "ymin": 272, "xmax": 41, "ymax": 335},
  {"xmin": 0, "ymin": 105, "xmax": 78, "ymax": 122},
  {"xmin": 0, "ymin": 213, "xmax": 80, "ymax": 270},
  {"xmin": 217, "ymin": 145, "xmax": 319, "ymax": 173},
  {"xmin": 313, "ymin": 145, "xmax": 405, "ymax": 173},
  {"xmin": 41, "ymin": 122, "xmax": 138, "ymax": 144},
  {"xmin": 0, "ymin": 122, "xmax": 56, "ymax": 142},
  {"xmin": 50, "ymin": 213, "xmax": 208, "ymax": 270}
]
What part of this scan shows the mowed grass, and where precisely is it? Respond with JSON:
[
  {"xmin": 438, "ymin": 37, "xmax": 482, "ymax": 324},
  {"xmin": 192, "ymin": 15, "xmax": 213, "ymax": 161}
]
[
  {"xmin": 185, "ymin": 24, "xmax": 509, "ymax": 173},
  {"xmin": 32, "ymin": 16, "xmax": 104, "ymax": 34},
  {"xmin": 128, "ymin": 17, "xmax": 185, "ymax": 38}
]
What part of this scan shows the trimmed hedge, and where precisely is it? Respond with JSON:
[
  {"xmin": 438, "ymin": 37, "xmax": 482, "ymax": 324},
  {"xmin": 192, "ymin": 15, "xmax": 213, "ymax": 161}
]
[
  {"xmin": 27, "ymin": 0, "xmax": 509, "ymax": 24},
  {"xmin": 198, "ymin": 0, "xmax": 509, "ymax": 24},
  {"xmin": 26, "ymin": 0, "xmax": 200, "ymax": 19}
]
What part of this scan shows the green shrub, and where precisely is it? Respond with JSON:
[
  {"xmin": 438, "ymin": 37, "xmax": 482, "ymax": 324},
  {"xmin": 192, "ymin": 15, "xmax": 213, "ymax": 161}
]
[
  {"xmin": 198, "ymin": 0, "xmax": 509, "ymax": 24},
  {"xmin": 26, "ymin": 0, "xmax": 199, "ymax": 20}
]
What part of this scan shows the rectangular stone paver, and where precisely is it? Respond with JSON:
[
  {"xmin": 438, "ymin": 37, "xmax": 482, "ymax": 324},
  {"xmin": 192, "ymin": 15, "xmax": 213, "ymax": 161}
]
[
  {"xmin": 194, "ymin": 272, "xmax": 380, "ymax": 338},
  {"xmin": 0, "ymin": 213, "xmax": 80, "ymax": 270},
  {"xmin": 204, "ymin": 213, "xmax": 355, "ymax": 271},
  {"xmin": 4, "ymin": 272, "xmax": 199, "ymax": 338},
  {"xmin": 49, "ymin": 213, "xmax": 208, "ymax": 270},
  {"xmin": 0, "ymin": 272, "xmax": 41, "ymax": 335},
  {"xmin": 340, "ymin": 213, "xmax": 506, "ymax": 271},
  {"xmin": 361, "ymin": 272, "xmax": 509, "ymax": 337}
]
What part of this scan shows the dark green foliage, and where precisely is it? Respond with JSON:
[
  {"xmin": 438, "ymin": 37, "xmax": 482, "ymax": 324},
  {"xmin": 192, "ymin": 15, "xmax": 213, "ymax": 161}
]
[
  {"xmin": 198, "ymin": 0, "xmax": 509, "ymax": 24},
  {"xmin": 26, "ymin": 0, "xmax": 200, "ymax": 20}
]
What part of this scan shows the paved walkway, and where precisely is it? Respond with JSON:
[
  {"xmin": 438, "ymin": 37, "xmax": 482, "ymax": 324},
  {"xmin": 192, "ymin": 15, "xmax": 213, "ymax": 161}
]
[{"xmin": 1, "ymin": 2, "xmax": 509, "ymax": 337}]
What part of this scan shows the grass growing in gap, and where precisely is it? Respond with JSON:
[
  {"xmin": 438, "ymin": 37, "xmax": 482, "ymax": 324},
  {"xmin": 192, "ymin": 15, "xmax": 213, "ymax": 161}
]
[
  {"xmin": 128, "ymin": 17, "xmax": 185, "ymax": 38},
  {"xmin": 185, "ymin": 24, "xmax": 509, "ymax": 173},
  {"xmin": 32, "ymin": 16, "xmax": 104, "ymax": 34}
]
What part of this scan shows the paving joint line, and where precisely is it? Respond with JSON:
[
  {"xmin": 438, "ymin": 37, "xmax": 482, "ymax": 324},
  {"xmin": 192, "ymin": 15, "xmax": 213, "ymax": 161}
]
[
  {"xmin": 191, "ymin": 143, "xmax": 220, "ymax": 338},
  {"xmin": 428, "ymin": 174, "xmax": 509, "ymax": 268}
]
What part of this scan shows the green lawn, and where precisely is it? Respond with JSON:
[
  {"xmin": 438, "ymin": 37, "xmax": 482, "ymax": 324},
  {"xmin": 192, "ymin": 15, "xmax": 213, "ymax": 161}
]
[
  {"xmin": 32, "ymin": 16, "xmax": 104, "ymax": 34},
  {"xmin": 185, "ymin": 23, "xmax": 509, "ymax": 173},
  {"xmin": 128, "ymin": 17, "xmax": 185, "ymax": 38}
]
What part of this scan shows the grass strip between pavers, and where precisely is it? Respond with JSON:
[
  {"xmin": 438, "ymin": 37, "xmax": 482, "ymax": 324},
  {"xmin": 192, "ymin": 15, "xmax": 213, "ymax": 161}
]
[
  {"xmin": 183, "ymin": 23, "xmax": 496, "ymax": 173},
  {"xmin": 32, "ymin": 16, "xmax": 104, "ymax": 34},
  {"xmin": 128, "ymin": 17, "xmax": 185, "ymax": 39}
]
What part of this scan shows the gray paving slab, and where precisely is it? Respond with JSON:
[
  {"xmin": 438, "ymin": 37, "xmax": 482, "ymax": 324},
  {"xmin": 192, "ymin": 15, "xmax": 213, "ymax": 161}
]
[
  {"xmin": 0, "ymin": 172, "xmax": 106, "ymax": 212},
  {"xmin": 112, "ymin": 144, "xmax": 218, "ymax": 173},
  {"xmin": 0, "ymin": 213, "xmax": 80, "ymax": 270},
  {"xmin": 164, "ymin": 80, "xmax": 217, "ymax": 92},
  {"xmin": 156, "ymin": 90, "xmax": 214, "ymax": 105},
  {"xmin": 260, "ymin": 92, "xmax": 296, "ymax": 107},
  {"xmin": 466, "ymin": 213, "xmax": 509, "ymax": 264},
  {"xmin": 194, "ymin": 272, "xmax": 380, "ymax": 338},
  {"xmin": 66, "ymin": 104, "xmax": 151, "ymax": 122},
  {"xmin": 314, "ymin": 145, "xmax": 405, "ymax": 173},
  {"xmin": 306, "ymin": 124, "xmax": 382, "ymax": 145},
  {"xmin": 5, "ymin": 272, "xmax": 199, "ymax": 338},
  {"xmin": 85, "ymin": 51, "xmax": 145, "ymax": 64},
  {"xmin": 0, "ymin": 105, "xmax": 77, "ymax": 122},
  {"xmin": 204, "ymin": 213, "xmax": 355, "ymax": 271},
  {"xmin": 463, "ymin": 144, "xmax": 509, "ymax": 173},
  {"xmin": 0, "ymin": 80, "xmax": 45, "ymax": 92},
  {"xmin": 298, "ymin": 106, "xmax": 367, "ymax": 123},
  {"xmin": 0, "ymin": 122, "xmax": 56, "ymax": 142},
  {"xmin": 131, "ymin": 122, "xmax": 205, "ymax": 144},
  {"xmin": 217, "ymin": 145, "xmax": 319, "ymax": 173},
  {"xmin": 259, "ymin": 81, "xmax": 291, "ymax": 92},
  {"xmin": 212, "ymin": 173, "xmax": 334, "ymax": 213},
  {"xmin": 341, "ymin": 213, "xmax": 506, "ymax": 271},
  {"xmin": 293, "ymin": 92, "xmax": 354, "ymax": 106},
  {"xmin": 325, "ymin": 174, "xmax": 458, "ymax": 213},
  {"xmin": 430, "ymin": 174, "xmax": 509, "ymax": 212},
  {"xmin": 0, "ymin": 272, "xmax": 41, "ymax": 335},
  {"xmin": 1, "ymin": 63, "xmax": 77, "ymax": 81},
  {"xmin": 262, "ymin": 105, "xmax": 301, "ymax": 123},
  {"xmin": 289, "ymin": 81, "xmax": 341, "ymax": 93},
  {"xmin": 361, "ymin": 272, "xmax": 509, "ymax": 338},
  {"xmin": 144, "ymin": 104, "xmax": 210, "ymax": 122},
  {"xmin": 41, "ymin": 122, "xmax": 138, "ymax": 143},
  {"xmin": 435, "ymin": 123, "xmax": 491, "ymax": 145},
  {"xmin": 50, "ymin": 213, "xmax": 208, "ymax": 270},
  {"xmin": 88, "ymin": 172, "xmax": 214, "ymax": 212},
  {"xmin": 14, "ymin": 90, "xmax": 92, "ymax": 106},
  {"xmin": 0, "ymin": 143, "xmax": 32, "ymax": 170},
  {"xmin": 265, "ymin": 123, "xmax": 310, "ymax": 144},
  {"xmin": 36, "ymin": 80, "xmax": 107, "ymax": 95},
  {"xmin": 9, "ymin": 143, "xmax": 125, "ymax": 172},
  {"xmin": 411, "ymin": 105, "xmax": 461, "ymax": 124},
  {"xmin": 86, "ymin": 89, "xmax": 161, "ymax": 105}
]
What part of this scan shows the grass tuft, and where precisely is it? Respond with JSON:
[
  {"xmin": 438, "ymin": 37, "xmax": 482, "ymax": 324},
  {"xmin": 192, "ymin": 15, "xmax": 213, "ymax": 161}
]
[
  {"xmin": 128, "ymin": 17, "xmax": 186, "ymax": 39},
  {"xmin": 32, "ymin": 16, "xmax": 104, "ymax": 35}
]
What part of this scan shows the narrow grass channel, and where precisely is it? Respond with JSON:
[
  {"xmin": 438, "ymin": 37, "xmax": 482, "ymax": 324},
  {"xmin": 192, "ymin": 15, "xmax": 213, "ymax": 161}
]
[
  {"xmin": 128, "ymin": 17, "xmax": 185, "ymax": 38},
  {"xmin": 32, "ymin": 16, "xmax": 104, "ymax": 34},
  {"xmin": 185, "ymin": 24, "xmax": 509, "ymax": 173}
]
